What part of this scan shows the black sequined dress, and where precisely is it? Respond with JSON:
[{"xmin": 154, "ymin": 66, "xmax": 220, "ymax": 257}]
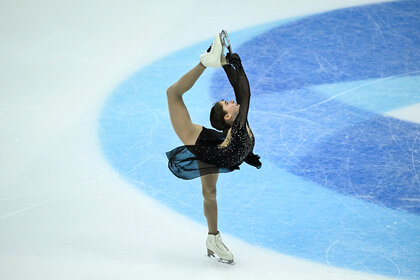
[{"xmin": 166, "ymin": 54, "xmax": 261, "ymax": 180}]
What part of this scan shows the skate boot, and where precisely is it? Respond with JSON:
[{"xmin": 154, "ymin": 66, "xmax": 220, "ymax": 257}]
[
  {"xmin": 200, "ymin": 32, "xmax": 224, "ymax": 68},
  {"xmin": 206, "ymin": 232, "xmax": 234, "ymax": 264}
]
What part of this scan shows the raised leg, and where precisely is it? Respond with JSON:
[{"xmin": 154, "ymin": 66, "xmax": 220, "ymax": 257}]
[{"xmin": 166, "ymin": 63, "xmax": 205, "ymax": 145}]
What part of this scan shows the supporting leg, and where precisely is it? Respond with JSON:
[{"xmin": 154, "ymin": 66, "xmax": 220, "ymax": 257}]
[{"xmin": 201, "ymin": 172, "xmax": 219, "ymax": 234}]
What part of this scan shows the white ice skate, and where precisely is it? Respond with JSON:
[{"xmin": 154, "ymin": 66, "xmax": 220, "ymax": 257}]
[
  {"xmin": 206, "ymin": 232, "xmax": 234, "ymax": 264},
  {"xmin": 200, "ymin": 32, "xmax": 224, "ymax": 68}
]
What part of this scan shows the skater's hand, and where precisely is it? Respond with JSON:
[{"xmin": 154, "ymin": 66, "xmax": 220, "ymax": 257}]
[
  {"xmin": 227, "ymin": 53, "xmax": 240, "ymax": 60},
  {"xmin": 221, "ymin": 54, "xmax": 229, "ymax": 66},
  {"xmin": 226, "ymin": 53, "xmax": 241, "ymax": 66}
]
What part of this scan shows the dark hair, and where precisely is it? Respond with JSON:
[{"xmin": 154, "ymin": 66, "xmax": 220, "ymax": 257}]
[{"xmin": 210, "ymin": 102, "xmax": 229, "ymax": 131}]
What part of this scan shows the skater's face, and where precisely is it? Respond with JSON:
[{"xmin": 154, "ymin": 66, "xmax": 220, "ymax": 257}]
[{"xmin": 219, "ymin": 99, "xmax": 240, "ymax": 124}]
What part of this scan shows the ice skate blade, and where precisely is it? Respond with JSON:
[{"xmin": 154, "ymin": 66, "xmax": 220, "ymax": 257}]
[
  {"xmin": 220, "ymin": 30, "xmax": 232, "ymax": 54},
  {"xmin": 206, "ymin": 250, "xmax": 235, "ymax": 265}
]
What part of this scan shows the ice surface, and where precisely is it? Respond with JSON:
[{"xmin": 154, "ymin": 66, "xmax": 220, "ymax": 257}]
[{"xmin": 0, "ymin": 0, "xmax": 414, "ymax": 279}]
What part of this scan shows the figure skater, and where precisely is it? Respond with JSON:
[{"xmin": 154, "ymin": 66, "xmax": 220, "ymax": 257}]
[{"xmin": 165, "ymin": 30, "xmax": 261, "ymax": 263}]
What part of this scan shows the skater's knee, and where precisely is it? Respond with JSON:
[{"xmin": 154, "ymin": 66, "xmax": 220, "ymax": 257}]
[
  {"xmin": 166, "ymin": 85, "xmax": 177, "ymax": 97},
  {"xmin": 202, "ymin": 184, "xmax": 217, "ymax": 201}
]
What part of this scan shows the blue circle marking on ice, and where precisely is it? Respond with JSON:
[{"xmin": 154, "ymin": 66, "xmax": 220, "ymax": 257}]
[
  {"xmin": 211, "ymin": 1, "xmax": 420, "ymax": 214},
  {"xmin": 99, "ymin": 1, "xmax": 420, "ymax": 279}
]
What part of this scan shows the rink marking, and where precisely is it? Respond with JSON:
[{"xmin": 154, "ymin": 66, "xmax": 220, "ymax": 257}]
[
  {"xmin": 0, "ymin": 197, "xmax": 62, "ymax": 220},
  {"xmin": 295, "ymin": 70, "xmax": 420, "ymax": 114},
  {"xmin": 400, "ymin": 198, "xmax": 420, "ymax": 202},
  {"xmin": 0, "ymin": 190, "xmax": 52, "ymax": 201}
]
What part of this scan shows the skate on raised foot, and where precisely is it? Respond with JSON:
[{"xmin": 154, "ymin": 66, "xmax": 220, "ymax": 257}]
[
  {"xmin": 200, "ymin": 31, "xmax": 226, "ymax": 68},
  {"xmin": 206, "ymin": 232, "xmax": 235, "ymax": 264}
]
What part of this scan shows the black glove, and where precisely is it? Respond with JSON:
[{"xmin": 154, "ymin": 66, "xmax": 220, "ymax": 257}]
[
  {"xmin": 244, "ymin": 152, "xmax": 262, "ymax": 169},
  {"xmin": 226, "ymin": 53, "xmax": 242, "ymax": 68}
]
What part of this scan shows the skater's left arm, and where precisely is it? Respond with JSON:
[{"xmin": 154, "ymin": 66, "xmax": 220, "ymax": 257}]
[{"xmin": 222, "ymin": 53, "xmax": 250, "ymax": 127}]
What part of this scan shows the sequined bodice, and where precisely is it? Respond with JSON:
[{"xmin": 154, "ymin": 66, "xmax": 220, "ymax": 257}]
[{"xmin": 192, "ymin": 119, "xmax": 254, "ymax": 168}]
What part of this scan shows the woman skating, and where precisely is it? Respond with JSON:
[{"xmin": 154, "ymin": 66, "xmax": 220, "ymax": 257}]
[{"xmin": 166, "ymin": 30, "xmax": 261, "ymax": 263}]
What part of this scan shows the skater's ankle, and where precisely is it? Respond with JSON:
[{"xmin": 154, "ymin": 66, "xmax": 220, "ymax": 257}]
[
  {"xmin": 199, "ymin": 62, "xmax": 207, "ymax": 68},
  {"xmin": 208, "ymin": 231, "xmax": 219, "ymax": 235}
]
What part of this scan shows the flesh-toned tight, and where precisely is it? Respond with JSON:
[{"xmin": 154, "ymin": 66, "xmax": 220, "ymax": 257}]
[{"xmin": 166, "ymin": 62, "xmax": 219, "ymax": 234}]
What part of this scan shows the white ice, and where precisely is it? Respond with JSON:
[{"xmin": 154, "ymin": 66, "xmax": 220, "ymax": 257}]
[{"xmin": 0, "ymin": 1, "xmax": 400, "ymax": 279}]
